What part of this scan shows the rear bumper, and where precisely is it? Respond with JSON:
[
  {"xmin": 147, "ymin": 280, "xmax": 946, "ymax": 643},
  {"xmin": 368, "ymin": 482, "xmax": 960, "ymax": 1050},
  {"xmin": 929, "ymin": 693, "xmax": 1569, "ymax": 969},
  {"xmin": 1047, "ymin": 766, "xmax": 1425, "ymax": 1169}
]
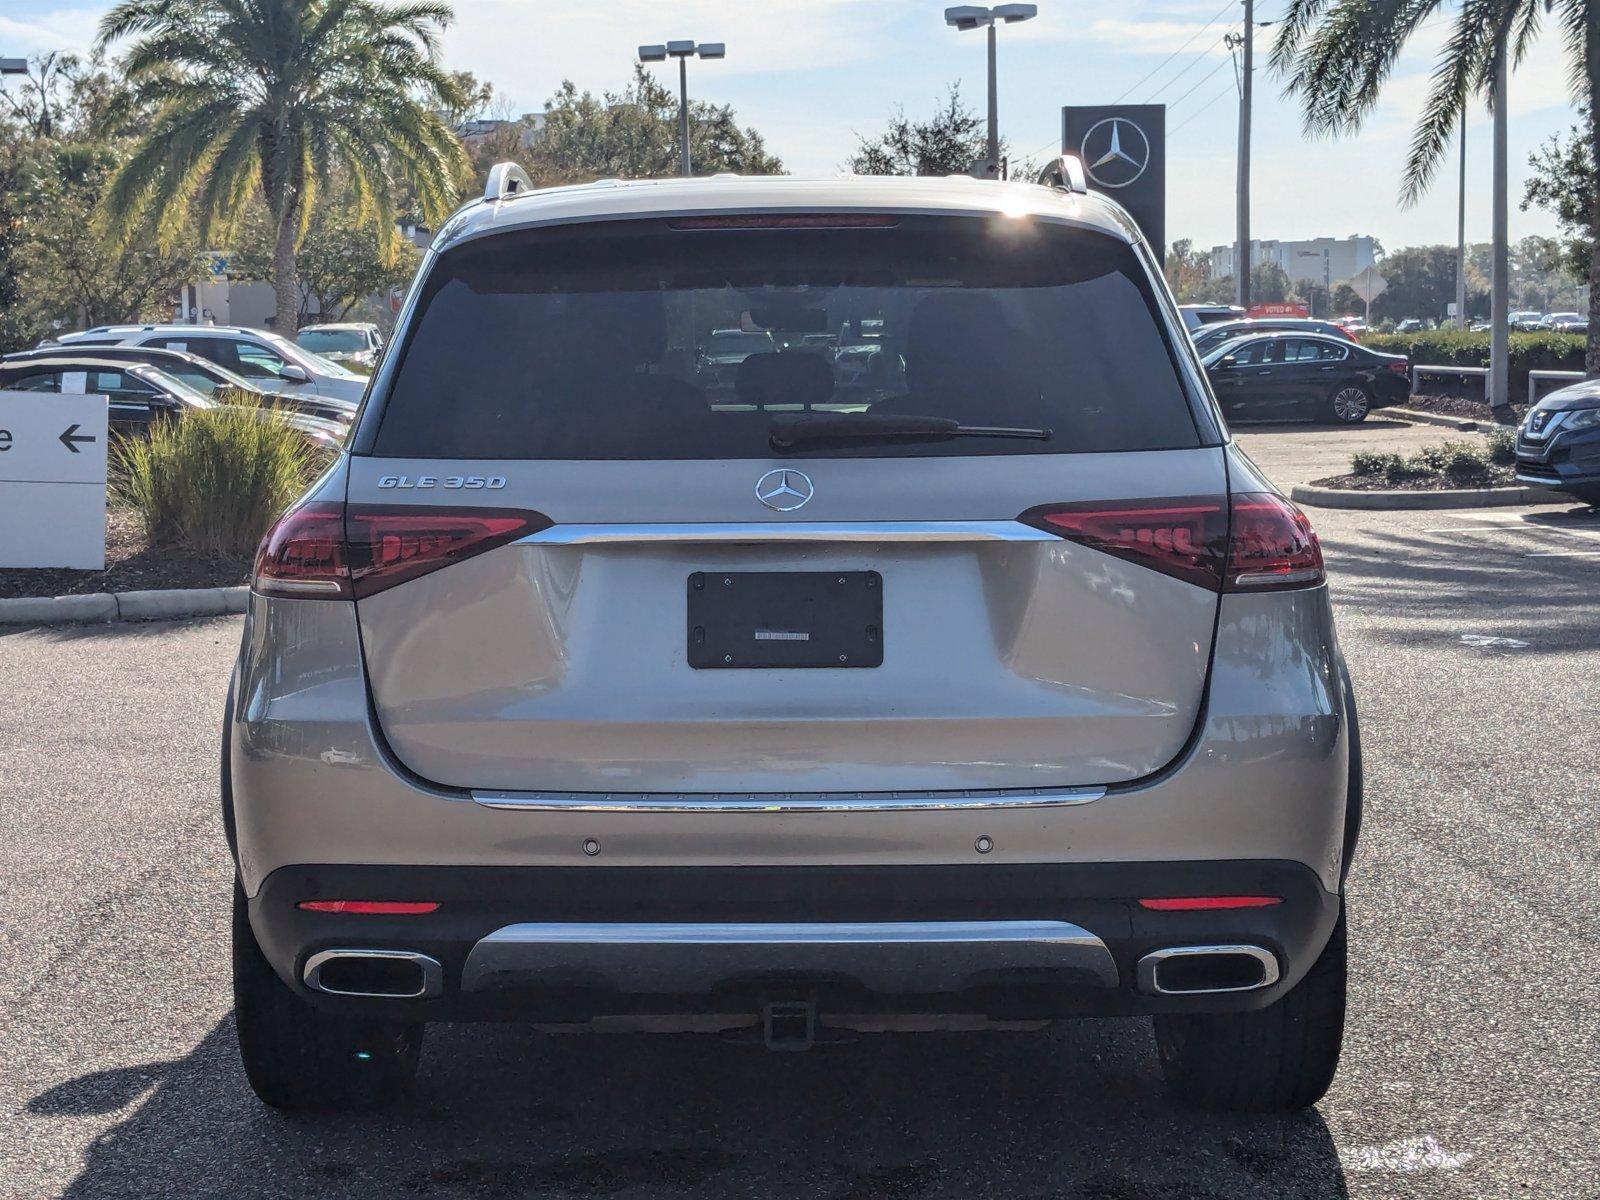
[{"xmin": 250, "ymin": 859, "xmax": 1341, "ymax": 1021}]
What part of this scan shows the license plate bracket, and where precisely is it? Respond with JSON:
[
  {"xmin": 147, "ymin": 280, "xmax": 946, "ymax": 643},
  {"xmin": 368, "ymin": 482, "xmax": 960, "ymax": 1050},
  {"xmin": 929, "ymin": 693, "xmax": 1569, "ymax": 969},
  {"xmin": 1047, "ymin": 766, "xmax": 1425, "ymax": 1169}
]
[{"xmin": 688, "ymin": 571, "xmax": 882, "ymax": 669}]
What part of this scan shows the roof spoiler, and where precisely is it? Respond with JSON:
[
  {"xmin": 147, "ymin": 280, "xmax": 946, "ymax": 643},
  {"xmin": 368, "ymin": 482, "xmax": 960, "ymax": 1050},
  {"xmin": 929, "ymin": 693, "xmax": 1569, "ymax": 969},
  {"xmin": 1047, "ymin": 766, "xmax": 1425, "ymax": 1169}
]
[
  {"xmin": 484, "ymin": 161, "xmax": 533, "ymax": 203},
  {"xmin": 1036, "ymin": 154, "xmax": 1087, "ymax": 195}
]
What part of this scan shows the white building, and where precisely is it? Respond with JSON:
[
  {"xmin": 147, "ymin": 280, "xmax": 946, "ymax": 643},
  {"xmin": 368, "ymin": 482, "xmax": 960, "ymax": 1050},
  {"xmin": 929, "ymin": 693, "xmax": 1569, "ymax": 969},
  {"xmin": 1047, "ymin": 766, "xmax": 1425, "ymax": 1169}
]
[{"xmin": 1211, "ymin": 236, "xmax": 1378, "ymax": 287}]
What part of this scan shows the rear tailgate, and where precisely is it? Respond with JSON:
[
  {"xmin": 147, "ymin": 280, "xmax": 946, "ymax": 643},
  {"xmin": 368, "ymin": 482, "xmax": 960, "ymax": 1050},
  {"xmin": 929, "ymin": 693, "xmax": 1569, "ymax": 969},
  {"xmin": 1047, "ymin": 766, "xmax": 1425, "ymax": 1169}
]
[{"xmin": 349, "ymin": 450, "xmax": 1224, "ymax": 793}]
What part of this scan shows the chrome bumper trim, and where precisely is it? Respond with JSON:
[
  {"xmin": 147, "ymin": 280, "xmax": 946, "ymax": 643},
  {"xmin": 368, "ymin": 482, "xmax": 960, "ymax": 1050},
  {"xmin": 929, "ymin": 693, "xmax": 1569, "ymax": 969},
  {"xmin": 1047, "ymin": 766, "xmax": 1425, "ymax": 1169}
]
[
  {"xmin": 516, "ymin": 520, "xmax": 1057, "ymax": 546},
  {"xmin": 472, "ymin": 787, "xmax": 1106, "ymax": 813},
  {"xmin": 461, "ymin": 919, "xmax": 1119, "ymax": 994}
]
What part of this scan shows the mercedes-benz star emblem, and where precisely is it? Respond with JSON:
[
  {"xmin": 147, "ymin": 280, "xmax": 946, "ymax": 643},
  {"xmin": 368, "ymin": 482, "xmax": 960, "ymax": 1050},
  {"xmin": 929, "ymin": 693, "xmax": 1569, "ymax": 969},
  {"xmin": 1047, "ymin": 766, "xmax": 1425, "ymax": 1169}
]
[
  {"xmin": 1080, "ymin": 117, "xmax": 1151, "ymax": 189},
  {"xmin": 755, "ymin": 468, "xmax": 814, "ymax": 512}
]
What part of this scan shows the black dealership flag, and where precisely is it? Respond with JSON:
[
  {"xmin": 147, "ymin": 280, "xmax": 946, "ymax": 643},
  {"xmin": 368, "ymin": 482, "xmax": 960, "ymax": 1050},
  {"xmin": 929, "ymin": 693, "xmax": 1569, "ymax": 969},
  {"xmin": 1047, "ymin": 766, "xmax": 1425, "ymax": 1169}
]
[{"xmin": 1060, "ymin": 105, "xmax": 1166, "ymax": 263}]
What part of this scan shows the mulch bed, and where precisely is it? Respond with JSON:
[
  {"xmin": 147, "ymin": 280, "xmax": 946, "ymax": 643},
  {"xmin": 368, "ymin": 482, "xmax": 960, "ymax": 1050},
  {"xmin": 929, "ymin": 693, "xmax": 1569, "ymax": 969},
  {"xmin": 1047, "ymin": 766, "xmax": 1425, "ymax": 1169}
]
[
  {"xmin": 1402, "ymin": 392, "xmax": 1526, "ymax": 423},
  {"xmin": 1314, "ymin": 467, "xmax": 1517, "ymax": 492},
  {"xmin": 0, "ymin": 509, "xmax": 252, "ymax": 599}
]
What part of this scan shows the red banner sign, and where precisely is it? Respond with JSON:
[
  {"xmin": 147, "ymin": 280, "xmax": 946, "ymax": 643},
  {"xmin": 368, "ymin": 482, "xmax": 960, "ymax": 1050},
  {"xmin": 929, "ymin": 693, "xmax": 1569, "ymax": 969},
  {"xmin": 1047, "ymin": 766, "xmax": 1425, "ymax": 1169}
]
[{"xmin": 1248, "ymin": 303, "xmax": 1309, "ymax": 319}]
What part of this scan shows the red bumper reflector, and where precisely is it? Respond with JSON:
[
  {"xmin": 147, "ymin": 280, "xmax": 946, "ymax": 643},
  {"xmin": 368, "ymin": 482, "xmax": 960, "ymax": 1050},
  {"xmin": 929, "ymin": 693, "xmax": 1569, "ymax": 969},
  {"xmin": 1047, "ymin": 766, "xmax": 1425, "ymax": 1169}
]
[
  {"xmin": 296, "ymin": 900, "xmax": 441, "ymax": 915},
  {"xmin": 1138, "ymin": 896, "xmax": 1282, "ymax": 911}
]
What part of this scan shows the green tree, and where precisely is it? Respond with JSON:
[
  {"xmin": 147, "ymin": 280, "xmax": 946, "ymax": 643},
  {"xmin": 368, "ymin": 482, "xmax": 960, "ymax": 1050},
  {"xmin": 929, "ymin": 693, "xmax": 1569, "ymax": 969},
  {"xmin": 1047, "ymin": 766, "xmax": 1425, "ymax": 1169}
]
[
  {"xmin": 235, "ymin": 191, "xmax": 418, "ymax": 323},
  {"xmin": 1524, "ymin": 122, "xmax": 1593, "ymax": 283},
  {"xmin": 1251, "ymin": 261, "xmax": 1291, "ymax": 304},
  {"xmin": 522, "ymin": 65, "xmax": 781, "ymax": 186},
  {"xmin": 1369, "ymin": 245, "xmax": 1458, "ymax": 323},
  {"xmin": 17, "ymin": 142, "xmax": 204, "ymax": 331},
  {"xmin": 1165, "ymin": 238, "xmax": 1216, "ymax": 301},
  {"xmin": 95, "ymin": 0, "xmax": 470, "ymax": 335},
  {"xmin": 1273, "ymin": 0, "xmax": 1600, "ymax": 377},
  {"xmin": 850, "ymin": 84, "xmax": 995, "ymax": 177}
]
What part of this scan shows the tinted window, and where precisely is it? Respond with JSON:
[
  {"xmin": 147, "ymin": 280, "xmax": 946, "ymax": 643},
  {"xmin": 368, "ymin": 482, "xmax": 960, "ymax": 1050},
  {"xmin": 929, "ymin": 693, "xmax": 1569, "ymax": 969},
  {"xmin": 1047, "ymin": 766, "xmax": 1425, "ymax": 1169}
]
[
  {"xmin": 1227, "ymin": 341, "xmax": 1268, "ymax": 366},
  {"xmin": 6, "ymin": 370, "xmax": 62, "ymax": 392},
  {"xmin": 372, "ymin": 217, "xmax": 1202, "ymax": 459},
  {"xmin": 298, "ymin": 329, "xmax": 368, "ymax": 354},
  {"xmin": 233, "ymin": 340, "xmax": 290, "ymax": 378},
  {"xmin": 1316, "ymin": 342, "xmax": 1348, "ymax": 362}
]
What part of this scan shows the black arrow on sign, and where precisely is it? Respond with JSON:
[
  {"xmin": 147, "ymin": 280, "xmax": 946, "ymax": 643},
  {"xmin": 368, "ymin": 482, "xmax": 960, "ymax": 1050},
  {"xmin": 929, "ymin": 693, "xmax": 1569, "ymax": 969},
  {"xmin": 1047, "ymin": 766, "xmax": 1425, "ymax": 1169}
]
[{"xmin": 59, "ymin": 424, "xmax": 96, "ymax": 453}]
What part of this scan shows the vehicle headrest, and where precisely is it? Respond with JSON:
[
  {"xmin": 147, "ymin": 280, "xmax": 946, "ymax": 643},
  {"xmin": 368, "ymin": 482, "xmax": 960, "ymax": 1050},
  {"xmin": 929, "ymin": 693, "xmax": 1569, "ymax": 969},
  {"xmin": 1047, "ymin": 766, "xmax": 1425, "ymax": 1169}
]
[{"xmin": 735, "ymin": 351, "xmax": 834, "ymax": 408}]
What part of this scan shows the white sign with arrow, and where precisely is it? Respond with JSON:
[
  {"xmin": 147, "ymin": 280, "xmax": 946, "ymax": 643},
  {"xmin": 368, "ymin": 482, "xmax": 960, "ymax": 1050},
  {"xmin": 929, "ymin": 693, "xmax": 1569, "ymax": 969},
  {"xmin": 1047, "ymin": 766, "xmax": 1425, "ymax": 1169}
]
[{"xmin": 0, "ymin": 388, "xmax": 110, "ymax": 569}]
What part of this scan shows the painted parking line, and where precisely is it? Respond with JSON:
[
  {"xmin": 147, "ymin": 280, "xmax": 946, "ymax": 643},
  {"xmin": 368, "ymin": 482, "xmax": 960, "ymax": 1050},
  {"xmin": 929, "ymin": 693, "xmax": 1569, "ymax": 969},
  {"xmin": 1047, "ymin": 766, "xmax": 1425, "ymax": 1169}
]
[{"xmin": 1339, "ymin": 1135, "xmax": 1474, "ymax": 1174}]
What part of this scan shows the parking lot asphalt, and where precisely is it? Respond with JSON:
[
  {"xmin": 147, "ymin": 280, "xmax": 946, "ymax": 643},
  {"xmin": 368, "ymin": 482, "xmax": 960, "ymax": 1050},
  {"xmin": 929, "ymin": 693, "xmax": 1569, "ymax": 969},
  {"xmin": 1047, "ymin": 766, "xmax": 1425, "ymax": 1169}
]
[{"xmin": 3, "ymin": 424, "xmax": 1597, "ymax": 1200}]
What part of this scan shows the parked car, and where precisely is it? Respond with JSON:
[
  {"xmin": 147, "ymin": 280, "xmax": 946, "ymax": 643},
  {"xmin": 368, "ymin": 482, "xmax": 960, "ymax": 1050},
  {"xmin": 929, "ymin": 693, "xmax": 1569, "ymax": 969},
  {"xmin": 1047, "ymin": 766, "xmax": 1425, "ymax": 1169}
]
[
  {"xmin": 1333, "ymin": 315, "xmax": 1367, "ymax": 334},
  {"xmin": 47, "ymin": 323, "xmax": 368, "ymax": 404},
  {"xmin": 0, "ymin": 357, "xmax": 346, "ymax": 449},
  {"xmin": 1177, "ymin": 303, "xmax": 1246, "ymax": 331},
  {"xmin": 1537, "ymin": 312, "xmax": 1582, "ymax": 331},
  {"xmin": 1202, "ymin": 332, "xmax": 1409, "ymax": 423},
  {"xmin": 1509, "ymin": 310, "xmax": 1546, "ymax": 331},
  {"xmin": 1191, "ymin": 318, "xmax": 1355, "ymax": 357},
  {"xmin": 297, "ymin": 322, "xmax": 384, "ymax": 370},
  {"xmin": 1515, "ymin": 378, "xmax": 1600, "ymax": 506},
  {"xmin": 228, "ymin": 167, "xmax": 1359, "ymax": 1115},
  {"xmin": 1394, "ymin": 318, "xmax": 1426, "ymax": 334},
  {"xmin": 1549, "ymin": 317, "xmax": 1588, "ymax": 335},
  {"xmin": 2, "ymin": 343, "xmax": 355, "ymax": 425}
]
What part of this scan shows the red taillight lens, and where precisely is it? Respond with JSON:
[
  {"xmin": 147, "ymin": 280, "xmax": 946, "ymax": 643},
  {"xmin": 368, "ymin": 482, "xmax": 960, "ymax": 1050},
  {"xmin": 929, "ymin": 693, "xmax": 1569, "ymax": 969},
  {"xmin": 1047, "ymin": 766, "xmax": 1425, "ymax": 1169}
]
[
  {"xmin": 1386, "ymin": 358, "xmax": 1409, "ymax": 375},
  {"xmin": 1022, "ymin": 497, "xmax": 1229, "ymax": 590},
  {"xmin": 253, "ymin": 502, "xmax": 350, "ymax": 598},
  {"xmin": 1022, "ymin": 492, "xmax": 1323, "ymax": 592},
  {"xmin": 345, "ymin": 506, "xmax": 546, "ymax": 597},
  {"xmin": 297, "ymin": 900, "xmax": 440, "ymax": 914},
  {"xmin": 1138, "ymin": 896, "xmax": 1282, "ymax": 911},
  {"xmin": 1225, "ymin": 493, "xmax": 1323, "ymax": 591},
  {"xmin": 253, "ymin": 504, "xmax": 550, "ymax": 599}
]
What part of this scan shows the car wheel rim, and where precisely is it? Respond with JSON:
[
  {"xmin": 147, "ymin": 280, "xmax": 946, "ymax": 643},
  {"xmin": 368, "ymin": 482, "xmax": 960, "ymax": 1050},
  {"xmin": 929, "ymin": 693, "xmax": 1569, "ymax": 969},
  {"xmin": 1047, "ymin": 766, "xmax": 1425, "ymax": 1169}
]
[{"xmin": 1333, "ymin": 387, "xmax": 1368, "ymax": 421}]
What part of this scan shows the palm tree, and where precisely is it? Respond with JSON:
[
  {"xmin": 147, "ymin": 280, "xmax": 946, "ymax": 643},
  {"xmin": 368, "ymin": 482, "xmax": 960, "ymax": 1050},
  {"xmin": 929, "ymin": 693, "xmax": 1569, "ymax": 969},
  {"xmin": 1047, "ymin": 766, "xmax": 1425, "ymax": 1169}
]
[
  {"xmin": 96, "ymin": 0, "xmax": 469, "ymax": 333},
  {"xmin": 1273, "ymin": 1, "xmax": 1600, "ymax": 389}
]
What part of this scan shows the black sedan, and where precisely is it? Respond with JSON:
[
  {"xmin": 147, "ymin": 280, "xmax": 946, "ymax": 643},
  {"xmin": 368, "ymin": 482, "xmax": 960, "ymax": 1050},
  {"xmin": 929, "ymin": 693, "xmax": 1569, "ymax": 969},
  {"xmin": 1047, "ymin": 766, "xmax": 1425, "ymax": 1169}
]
[
  {"xmin": 1200, "ymin": 332, "xmax": 1410, "ymax": 424},
  {"xmin": 1191, "ymin": 317, "xmax": 1357, "ymax": 357},
  {"xmin": 1515, "ymin": 379, "xmax": 1600, "ymax": 506},
  {"xmin": 0, "ymin": 357, "xmax": 346, "ymax": 448}
]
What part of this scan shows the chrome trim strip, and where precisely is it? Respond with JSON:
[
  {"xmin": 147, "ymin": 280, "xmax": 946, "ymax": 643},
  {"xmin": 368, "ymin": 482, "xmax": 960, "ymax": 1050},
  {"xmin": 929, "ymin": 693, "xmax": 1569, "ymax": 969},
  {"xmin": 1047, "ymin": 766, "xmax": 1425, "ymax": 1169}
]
[
  {"xmin": 472, "ymin": 787, "xmax": 1106, "ymax": 813},
  {"xmin": 302, "ymin": 949, "xmax": 444, "ymax": 1000},
  {"xmin": 461, "ymin": 919, "xmax": 1119, "ymax": 993},
  {"xmin": 1135, "ymin": 944, "xmax": 1280, "ymax": 996},
  {"xmin": 516, "ymin": 520, "xmax": 1057, "ymax": 546}
]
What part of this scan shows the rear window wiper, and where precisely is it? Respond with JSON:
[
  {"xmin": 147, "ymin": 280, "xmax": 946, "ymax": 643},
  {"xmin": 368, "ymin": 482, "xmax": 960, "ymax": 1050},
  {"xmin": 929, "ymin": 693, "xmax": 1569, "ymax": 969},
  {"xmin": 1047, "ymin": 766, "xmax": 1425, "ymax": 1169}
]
[{"xmin": 769, "ymin": 412, "xmax": 1051, "ymax": 451}]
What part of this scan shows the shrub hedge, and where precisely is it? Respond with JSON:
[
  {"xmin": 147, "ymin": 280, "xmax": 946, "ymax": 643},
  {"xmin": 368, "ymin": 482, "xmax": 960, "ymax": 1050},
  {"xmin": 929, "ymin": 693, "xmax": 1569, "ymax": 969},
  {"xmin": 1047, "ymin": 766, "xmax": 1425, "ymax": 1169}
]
[{"xmin": 1361, "ymin": 330, "xmax": 1583, "ymax": 398}]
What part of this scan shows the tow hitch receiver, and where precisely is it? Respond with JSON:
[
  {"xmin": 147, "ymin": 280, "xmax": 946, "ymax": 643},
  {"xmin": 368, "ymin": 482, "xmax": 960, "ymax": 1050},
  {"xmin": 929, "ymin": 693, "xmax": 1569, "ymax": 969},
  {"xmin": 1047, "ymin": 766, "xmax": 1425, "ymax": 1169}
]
[{"xmin": 763, "ymin": 996, "xmax": 819, "ymax": 1051}]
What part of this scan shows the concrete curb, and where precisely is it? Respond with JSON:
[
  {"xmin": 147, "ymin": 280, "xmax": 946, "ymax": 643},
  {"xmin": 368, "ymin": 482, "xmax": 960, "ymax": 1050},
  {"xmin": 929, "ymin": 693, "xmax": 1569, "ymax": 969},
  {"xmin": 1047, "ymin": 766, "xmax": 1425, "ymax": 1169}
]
[
  {"xmin": 1290, "ymin": 482, "xmax": 1568, "ymax": 511},
  {"xmin": 0, "ymin": 585, "xmax": 247, "ymax": 628},
  {"xmin": 1387, "ymin": 406, "xmax": 1487, "ymax": 432}
]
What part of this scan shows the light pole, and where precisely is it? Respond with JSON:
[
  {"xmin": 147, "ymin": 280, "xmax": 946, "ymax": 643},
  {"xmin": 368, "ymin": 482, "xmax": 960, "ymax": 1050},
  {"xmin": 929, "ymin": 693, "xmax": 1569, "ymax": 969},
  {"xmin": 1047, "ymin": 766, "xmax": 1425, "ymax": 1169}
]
[
  {"xmin": 638, "ymin": 40, "xmax": 725, "ymax": 177},
  {"xmin": 944, "ymin": 5, "xmax": 1037, "ymax": 179}
]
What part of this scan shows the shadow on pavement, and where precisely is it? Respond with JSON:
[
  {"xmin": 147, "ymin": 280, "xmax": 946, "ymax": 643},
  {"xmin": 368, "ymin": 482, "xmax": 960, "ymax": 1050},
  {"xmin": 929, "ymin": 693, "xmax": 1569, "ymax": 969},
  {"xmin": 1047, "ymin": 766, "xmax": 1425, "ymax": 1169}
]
[{"xmin": 43, "ymin": 1016, "xmax": 1350, "ymax": 1199}]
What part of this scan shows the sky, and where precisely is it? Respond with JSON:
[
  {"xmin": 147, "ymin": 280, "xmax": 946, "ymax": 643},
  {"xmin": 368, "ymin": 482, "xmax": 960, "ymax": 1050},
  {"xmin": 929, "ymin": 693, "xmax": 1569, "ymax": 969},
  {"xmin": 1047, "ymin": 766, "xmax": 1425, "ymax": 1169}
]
[{"xmin": 0, "ymin": 0, "xmax": 1580, "ymax": 254}]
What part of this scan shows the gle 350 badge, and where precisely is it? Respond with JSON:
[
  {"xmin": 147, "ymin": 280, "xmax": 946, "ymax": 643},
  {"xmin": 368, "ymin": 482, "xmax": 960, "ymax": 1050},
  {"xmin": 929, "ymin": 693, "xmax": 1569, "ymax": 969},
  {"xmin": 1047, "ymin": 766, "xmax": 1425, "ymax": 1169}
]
[{"xmin": 376, "ymin": 474, "xmax": 507, "ymax": 489}]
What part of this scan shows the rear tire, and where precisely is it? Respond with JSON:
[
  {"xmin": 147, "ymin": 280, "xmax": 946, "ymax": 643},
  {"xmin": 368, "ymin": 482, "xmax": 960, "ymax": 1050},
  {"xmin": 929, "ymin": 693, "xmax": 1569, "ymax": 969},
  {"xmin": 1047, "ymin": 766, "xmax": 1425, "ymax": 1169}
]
[
  {"xmin": 1326, "ymin": 384, "xmax": 1371, "ymax": 424},
  {"xmin": 1567, "ymin": 485, "xmax": 1600, "ymax": 508},
  {"xmin": 232, "ymin": 882, "xmax": 422, "ymax": 1111},
  {"xmin": 1153, "ymin": 907, "xmax": 1346, "ymax": 1112}
]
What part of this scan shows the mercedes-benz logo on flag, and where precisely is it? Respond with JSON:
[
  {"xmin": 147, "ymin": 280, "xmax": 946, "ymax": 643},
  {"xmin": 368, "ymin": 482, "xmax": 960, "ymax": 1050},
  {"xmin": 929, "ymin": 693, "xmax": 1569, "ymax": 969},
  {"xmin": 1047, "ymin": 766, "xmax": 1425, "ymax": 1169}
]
[
  {"xmin": 755, "ymin": 468, "xmax": 814, "ymax": 512},
  {"xmin": 1080, "ymin": 117, "xmax": 1151, "ymax": 189}
]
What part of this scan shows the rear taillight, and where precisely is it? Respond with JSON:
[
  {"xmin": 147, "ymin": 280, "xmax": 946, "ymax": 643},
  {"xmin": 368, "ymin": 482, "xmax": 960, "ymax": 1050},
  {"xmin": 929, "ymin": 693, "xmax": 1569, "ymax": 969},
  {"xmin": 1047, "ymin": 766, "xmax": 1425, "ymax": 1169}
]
[
  {"xmin": 1386, "ymin": 358, "xmax": 1409, "ymax": 375},
  {"xmin": 1023, "ymin": 492, "xmax": 1323, "ymax": 592},
  {"xmin": 1225, "ymin": 494, "xmax": 1323, "ymax": 590},
  {"xmin": 253, "ymin": 504, "xmax": 549, "ymax": 599}
]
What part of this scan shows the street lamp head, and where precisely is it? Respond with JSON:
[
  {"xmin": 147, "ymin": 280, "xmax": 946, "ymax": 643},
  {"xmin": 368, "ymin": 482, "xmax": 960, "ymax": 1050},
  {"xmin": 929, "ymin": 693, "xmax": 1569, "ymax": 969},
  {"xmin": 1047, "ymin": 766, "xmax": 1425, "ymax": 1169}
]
[
  {"xmin": 992, "ymin": 4, "xmax": 1038, "ymax": 21},
  {"xmin": 0, "ymin": 57, "xmax": 29, "ymax": 75},
  {"xmin": 697, "ymin": 43, "xmax": 726, "ymax": 59},
  {"xmin": 638, "ymin": 44, "xmax": 667, "ymax": 62},
  {"xmin": 665, "ymin": 40, "xmax": 696, "ymax": 57},
  {"xmin": 944, "ymin": 6, "xmax": 993, "ymax": 30}
]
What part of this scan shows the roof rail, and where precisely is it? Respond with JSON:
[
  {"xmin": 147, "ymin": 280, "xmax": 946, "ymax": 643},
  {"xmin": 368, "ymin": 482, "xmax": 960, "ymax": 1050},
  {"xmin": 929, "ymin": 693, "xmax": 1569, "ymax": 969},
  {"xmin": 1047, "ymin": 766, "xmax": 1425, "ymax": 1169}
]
[
  {"xmin": 1037, "ymin": 154, "xmax": 1088, "ymax": 195},
  {"xmin": 484, "ymin": 161, "xmax": 533, "ymax": 203}
]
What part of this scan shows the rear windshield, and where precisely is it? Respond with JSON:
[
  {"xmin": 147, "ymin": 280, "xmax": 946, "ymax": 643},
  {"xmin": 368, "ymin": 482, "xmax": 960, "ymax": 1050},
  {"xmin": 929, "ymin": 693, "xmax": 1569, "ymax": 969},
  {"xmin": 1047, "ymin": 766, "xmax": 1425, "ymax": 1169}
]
[{"xmin": 370, "ymin": 216, "xmax": 1201, "ymax": 459}]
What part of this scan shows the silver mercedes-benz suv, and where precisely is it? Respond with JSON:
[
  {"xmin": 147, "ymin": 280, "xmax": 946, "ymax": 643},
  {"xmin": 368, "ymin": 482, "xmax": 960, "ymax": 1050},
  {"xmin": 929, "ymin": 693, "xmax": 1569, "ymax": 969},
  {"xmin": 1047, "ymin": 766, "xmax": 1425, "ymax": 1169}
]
[{"xmin": 226, "ymin": 163, "xmax": 1359, "ymax": 1113}]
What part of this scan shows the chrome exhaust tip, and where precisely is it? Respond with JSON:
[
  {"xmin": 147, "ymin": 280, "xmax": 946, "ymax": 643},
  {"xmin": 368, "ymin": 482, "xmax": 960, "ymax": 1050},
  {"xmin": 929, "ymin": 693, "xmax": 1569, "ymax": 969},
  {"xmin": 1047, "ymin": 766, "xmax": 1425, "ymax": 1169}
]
[
  {"xmin": 303, "ymin": 949, "xmax": 444, "ymax": 999},
  {"xmin": 1136, "ymin": 944, "xmax": 1280, "ymax": 996}
]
